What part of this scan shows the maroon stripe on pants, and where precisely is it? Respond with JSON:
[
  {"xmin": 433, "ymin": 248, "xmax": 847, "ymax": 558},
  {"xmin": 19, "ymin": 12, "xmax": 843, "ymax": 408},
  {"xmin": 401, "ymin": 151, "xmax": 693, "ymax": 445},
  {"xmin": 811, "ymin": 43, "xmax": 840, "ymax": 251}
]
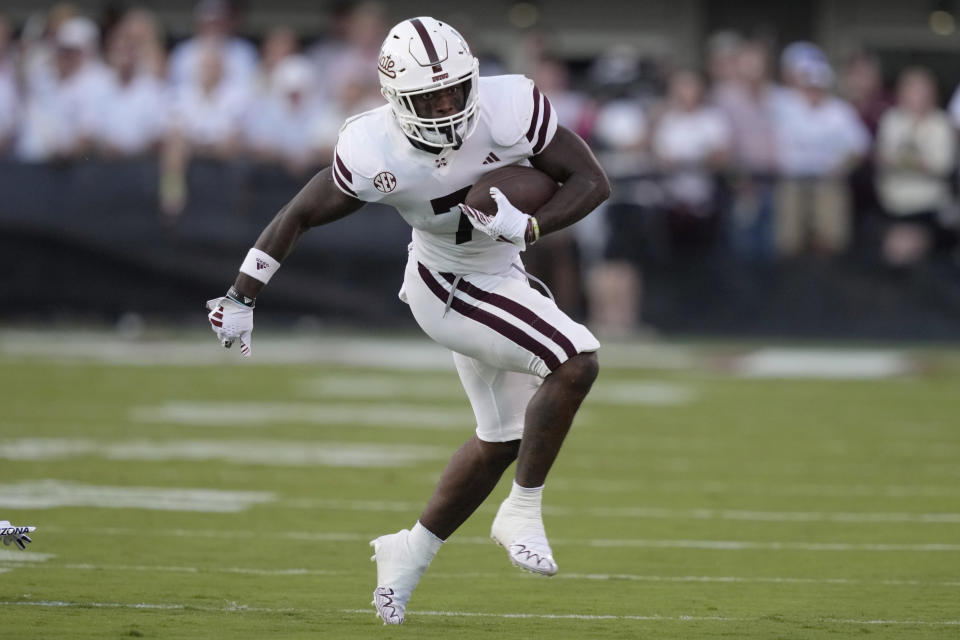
[
  {"xmin": 525, "ymin": 86, "xmax": 541, "ymax": 143},
  {"xmin": 438, "ymin": 272, "xmax": 577, "ymax": 359},
  {"xmin": 532, "ymin": 95, "xmax": 553, "ymax": 155},
  {"xmin": 418, "ymin": 263, "xmax": 561, "ymax": 372}
]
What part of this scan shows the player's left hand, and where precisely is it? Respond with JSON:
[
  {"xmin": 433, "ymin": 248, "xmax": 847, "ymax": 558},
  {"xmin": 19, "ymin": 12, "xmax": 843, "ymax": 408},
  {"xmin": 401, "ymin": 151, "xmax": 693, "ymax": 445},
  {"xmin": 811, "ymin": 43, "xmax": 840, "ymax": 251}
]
[
  {"xmin": 459, "ymin": 187, "xmax": 531, "ymax": 249},
  {"xmin": 0, "ymin": 521, "xmax": 36, "ymax": 550}
]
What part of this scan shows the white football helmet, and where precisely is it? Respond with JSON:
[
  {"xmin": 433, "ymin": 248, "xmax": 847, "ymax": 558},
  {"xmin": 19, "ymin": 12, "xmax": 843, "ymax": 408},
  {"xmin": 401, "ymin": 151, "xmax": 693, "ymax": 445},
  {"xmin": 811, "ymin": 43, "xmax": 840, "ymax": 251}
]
[{"xmin": 378, "ymin": 17, "xmax": 480, "ymax": 150}]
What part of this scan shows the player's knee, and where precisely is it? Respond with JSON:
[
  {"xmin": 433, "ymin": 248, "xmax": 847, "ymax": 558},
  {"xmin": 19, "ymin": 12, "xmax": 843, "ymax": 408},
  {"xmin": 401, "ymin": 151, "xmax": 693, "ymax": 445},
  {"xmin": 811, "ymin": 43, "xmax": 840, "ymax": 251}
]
[
  {"xmin": 558, "ymin": 351, "xmax": 598, "ymax": 394},
  {"xmin": 477, "ymin": 439, "xmax": 519, "ymax": 470}
]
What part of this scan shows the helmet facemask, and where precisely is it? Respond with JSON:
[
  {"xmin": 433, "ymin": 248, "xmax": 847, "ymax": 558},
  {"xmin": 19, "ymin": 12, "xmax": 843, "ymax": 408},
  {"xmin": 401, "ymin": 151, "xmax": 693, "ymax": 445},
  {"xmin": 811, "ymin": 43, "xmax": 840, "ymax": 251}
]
[
  {"xmin": 382, "ymin": 61, "xmax": 479, "ymax": 150},
  {"xmin": 378, "ymin": 17, "xmax": 481, "ymax": 151}
]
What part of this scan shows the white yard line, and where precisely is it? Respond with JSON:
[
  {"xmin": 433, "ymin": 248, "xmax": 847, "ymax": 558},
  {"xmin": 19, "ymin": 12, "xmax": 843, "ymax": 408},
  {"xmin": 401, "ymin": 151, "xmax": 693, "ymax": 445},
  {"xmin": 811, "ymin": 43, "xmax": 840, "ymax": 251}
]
[
  {"xmin": 0, "ymin": 480, "xmax": 274, "ymax": 512},
  {"xmin": 736, "ymin": 349, "xmax": 911, "ymax": 379},
  {"xmin": 1, "ymin": 600, "xmax": 957, "ymax": 626},
  {"xmin": 13, "ymin": 561, "xmax": 959, "ymax": 588},
  {"xmin": 129, "ymin": 402, "xmax": 473, "ymax": 428},
  {"xmin": 299, "ymin": 375, "xmax": 696, "ymax": 406},
  {"xmin": 344, "ymin": 609, "xmax": 959, "ymax": 625},
  {"xmin": 34, "ymin": 525, "xmax": 960, "ymax": 551},
  {"xmin": 0, "ymin": 438, "xmax": 445, "ymax": 468},
  {"xmin": 278, "ymin": 497, "xmax": 960, "ymax": 524},
  {"xmin": 0, "ymin": 332, "xmax": 699, "ymax": 370},
  {"xmin": 545, "ymin": 478, "xmax": 960, "ymax": 498}
]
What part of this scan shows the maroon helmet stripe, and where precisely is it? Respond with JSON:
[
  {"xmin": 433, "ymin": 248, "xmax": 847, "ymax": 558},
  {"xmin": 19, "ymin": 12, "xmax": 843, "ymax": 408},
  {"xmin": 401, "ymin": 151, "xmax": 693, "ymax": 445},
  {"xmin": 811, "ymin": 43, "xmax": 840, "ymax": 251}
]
[
  {"xmin": 333, "ymin": 169, "xmax": 358, "ymax": 198},
  {"xmin": 525, "ymin": 87, "xmax": 541, "ymax": 142},
  {"xmin": 409, "ymin": 18, "xmax": 443, "ymax": 72},
  {"xmin": 532, "ymin": 95, "xmax": 553, "ymax": 154},
  {"xmin": 438, "ymin": 272, "xmax": 577, "ymax": 358},
  {"xmin": 418, "ymin": 263, "xmax": 562, "ymax": 371},
  {"xmin": 334, "ymin": 152, "xmax": 353, "ymax": 182}
]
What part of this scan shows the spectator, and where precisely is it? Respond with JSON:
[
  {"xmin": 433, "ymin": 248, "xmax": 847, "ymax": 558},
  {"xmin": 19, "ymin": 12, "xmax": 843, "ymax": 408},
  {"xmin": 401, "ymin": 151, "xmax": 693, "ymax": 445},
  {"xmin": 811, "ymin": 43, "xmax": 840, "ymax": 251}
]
[
  {"xmin": 773, "ymin": 52, "xmax": 870, "ymax": 257},
  {"xmin": 840, "ymin": 52, "xmax": 893, "ymax": 249},
  {"xmin": 780, "ymin": 41, "xmax": 827, "ymax": 89},
  {"xmin": 161, "ymin": 43, "xmax": 249, "ymax": 216},
  {"xmin": 531, "ymin": 56, "xmax": 595, "ymax": 139},
  {"xmin": 245, "ymin": 55, "xmax": 325, "ymax": 176},
  {"xmin": 309, "ymin": 1, "xmax": 385, "ymax": 103},
  {"xmin": 525, "ymin": 56, "xmax": 597, "ymax": 316},
  {"xmin": 0, "ymin": 15, "xmax": 18, "ymax": 156},
  {"xmin": 253, "ymin": 26, "xmax": 299, "ymax": 96},
  {"xmin": 17, "ymin": 16, "xmax": 109, "ymax": 162},
  {"xmin": 841, "ymin": 52, "xmax": 892, "ymax": 136},
  {"xmin": 18, "ymin": 3, "xmax": 79, "ymax": 94},
  {"xmin": 875, "ymin": 68, "xmax": 956, "ymax": 266},
  {"xmin": 705, "ymin": 30, "xmax": 743, "ymax": 105},
  {"xmin": 117, "ymin": 8, "xmax": 167, "ymax": 78},
  {"xmin": 581, "ymin": 46, "xmax": 652, "ymax": 336},
  {"xmin": 95, "ymin": 19, "xmax": 168, "ymax": 157},
  {"xmin": 652, "ymin": 68, "xmax": 731, "ymax": 249},
  {"xmin": 714, "ymin": 40, "xmax": 782, "ymax": 261},
  {"xmin": 167, "ymin": 0, "xmax": 257, "ymax": 90}
]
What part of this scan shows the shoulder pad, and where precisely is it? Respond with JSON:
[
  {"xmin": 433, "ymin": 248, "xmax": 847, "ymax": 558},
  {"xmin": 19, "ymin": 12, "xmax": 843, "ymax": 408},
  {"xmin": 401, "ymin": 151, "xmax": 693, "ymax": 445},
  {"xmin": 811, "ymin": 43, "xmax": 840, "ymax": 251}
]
[
  {"xmin": 481, "ymin": 75, "xmax": 558, "ymax": 154},
  {"xmin": 335, "ymin": 107, "xmax": 390, "ymax": 180},
  {"xmin": 332, "ymin": 106, "xmax": 393, "ymax": 201}
]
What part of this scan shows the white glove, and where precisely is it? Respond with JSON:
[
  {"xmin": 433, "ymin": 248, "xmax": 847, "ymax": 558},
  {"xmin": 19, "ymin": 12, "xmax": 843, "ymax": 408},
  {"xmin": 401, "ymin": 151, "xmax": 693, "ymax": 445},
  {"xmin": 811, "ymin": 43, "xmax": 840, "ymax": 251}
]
[
  {"xmin": 0, "ymin": 521, "xmax": 36, "ymax": 550},
  {"xmin": 459, "ymin": 187, "xmax": 531, "ymax": 249},
  {"xmin": 206, "ymin": 296, "xmax": 253, "ymax": 357}
]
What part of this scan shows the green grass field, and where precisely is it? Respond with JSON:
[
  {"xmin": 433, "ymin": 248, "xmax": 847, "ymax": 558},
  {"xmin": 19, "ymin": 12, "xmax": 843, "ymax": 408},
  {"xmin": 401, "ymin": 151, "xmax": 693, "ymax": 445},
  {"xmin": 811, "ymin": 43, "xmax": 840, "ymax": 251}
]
[{"xmin": 1, "ymin": 330, "xmax": 959, "ymax": 639}]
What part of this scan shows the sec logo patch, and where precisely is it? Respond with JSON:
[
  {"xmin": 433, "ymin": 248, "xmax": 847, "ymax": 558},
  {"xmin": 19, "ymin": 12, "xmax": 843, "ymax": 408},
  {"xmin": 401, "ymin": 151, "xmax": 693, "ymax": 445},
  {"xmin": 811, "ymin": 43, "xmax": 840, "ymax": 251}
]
[{"xmin": 374, "ymin": 171, "xmax": 397, "ymax": 193}]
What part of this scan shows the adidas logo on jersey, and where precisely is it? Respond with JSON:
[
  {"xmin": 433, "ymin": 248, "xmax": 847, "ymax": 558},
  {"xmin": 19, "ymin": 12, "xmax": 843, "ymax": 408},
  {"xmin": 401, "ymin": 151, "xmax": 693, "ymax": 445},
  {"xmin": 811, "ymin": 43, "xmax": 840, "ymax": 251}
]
[{"xmin": 482, "ymin": 152, "xmax": 501, "ymax": 165}]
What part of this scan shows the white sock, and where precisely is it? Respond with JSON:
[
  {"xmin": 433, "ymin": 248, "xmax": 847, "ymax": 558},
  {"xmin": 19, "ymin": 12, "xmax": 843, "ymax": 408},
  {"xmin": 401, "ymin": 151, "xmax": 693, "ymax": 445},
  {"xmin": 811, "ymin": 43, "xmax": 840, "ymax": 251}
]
[
  {"xmin": 408, "ymin": 521, "xmax": 444, "ymax": 566},
  {"xmin": 506, "ymin": 480, "xmax": 544, "ymax": 515}
]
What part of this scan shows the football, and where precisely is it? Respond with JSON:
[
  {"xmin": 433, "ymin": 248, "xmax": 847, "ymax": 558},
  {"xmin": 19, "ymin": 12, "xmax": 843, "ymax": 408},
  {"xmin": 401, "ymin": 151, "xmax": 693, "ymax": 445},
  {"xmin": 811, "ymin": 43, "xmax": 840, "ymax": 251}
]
[{"xmin": 464, "ymin": 165, "xmax": 559, "ymax": 216}]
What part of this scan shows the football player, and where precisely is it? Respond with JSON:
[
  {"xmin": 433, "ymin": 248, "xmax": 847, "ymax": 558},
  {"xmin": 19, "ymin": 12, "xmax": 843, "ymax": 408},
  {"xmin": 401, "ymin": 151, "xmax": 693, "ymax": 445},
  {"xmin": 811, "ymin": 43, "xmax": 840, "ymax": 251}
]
[{"xmin": 207, "ymin": 16, "xmax": 609, "ymax": 624}]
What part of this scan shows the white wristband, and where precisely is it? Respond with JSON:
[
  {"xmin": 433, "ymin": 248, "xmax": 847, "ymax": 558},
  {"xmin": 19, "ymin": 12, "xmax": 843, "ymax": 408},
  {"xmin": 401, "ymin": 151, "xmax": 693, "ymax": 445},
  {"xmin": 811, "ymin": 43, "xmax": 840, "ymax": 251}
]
[{"xmin": 239, "ymin": 248, "xmax": 281, "ymax": 284}]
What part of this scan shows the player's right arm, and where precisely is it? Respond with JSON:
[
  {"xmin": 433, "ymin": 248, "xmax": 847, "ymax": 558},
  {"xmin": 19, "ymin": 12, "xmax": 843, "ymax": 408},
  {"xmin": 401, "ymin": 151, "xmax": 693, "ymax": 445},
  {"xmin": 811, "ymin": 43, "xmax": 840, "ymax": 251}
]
[
  {"xmin": 206, "ymin": 166, "xmax": 365, "ymax": 355},
  {"xmin": 233, "ymin": 167, "xmax": 365, "ymax": 299}
]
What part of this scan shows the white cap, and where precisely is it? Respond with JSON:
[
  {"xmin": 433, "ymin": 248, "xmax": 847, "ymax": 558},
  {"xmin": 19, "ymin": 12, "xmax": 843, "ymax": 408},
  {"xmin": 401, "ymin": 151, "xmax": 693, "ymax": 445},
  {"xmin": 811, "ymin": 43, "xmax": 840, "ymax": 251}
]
[
  {"xmin": 273, "ymin": 55, "xmax": 314, "ymax": 94},
  {"xmin": 781, "ymin": 41, "xmax": 826, "ymax": 74},
  {"xmin": 57, "ymin": 16, "xmax": 99, "ymax": 51},
  {"xmin": 794, "ymin": 56, "xmax": 834, "ymax": 88}
]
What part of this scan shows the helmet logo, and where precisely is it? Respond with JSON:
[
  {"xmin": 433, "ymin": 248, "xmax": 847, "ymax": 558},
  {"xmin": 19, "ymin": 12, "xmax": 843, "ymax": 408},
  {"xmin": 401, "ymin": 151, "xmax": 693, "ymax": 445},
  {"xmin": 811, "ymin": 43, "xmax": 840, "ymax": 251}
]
[
  {"xmin": 378, "ymin": 53, "xmax": 397, "ymax": 79},
  {"xmin": 432, "ymin": 72, "xmax": 449, "ymax": 82},
  {"xmin": 373, "ymin": 171, "xmax": 397, "ymax": 193}
]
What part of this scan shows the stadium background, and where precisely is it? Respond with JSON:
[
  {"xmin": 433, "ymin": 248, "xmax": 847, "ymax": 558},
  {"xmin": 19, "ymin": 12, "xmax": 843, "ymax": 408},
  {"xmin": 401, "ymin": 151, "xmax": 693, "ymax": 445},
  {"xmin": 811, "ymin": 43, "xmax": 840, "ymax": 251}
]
[
  {"xmin": 2, "ymin": 2, "xmax": 960, "ymax": 638},
  {"xmin": 1, "ymin": 0, "xmax": 959, "ymax": 337}
]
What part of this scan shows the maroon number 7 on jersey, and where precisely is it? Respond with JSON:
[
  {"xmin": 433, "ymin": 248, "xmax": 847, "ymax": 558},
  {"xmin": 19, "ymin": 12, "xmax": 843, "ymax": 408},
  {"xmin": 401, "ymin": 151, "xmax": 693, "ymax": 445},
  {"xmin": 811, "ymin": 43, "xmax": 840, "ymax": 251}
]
[{"xmin": 430, "ymin": 185, "xmax": 474, "ymax": 245}]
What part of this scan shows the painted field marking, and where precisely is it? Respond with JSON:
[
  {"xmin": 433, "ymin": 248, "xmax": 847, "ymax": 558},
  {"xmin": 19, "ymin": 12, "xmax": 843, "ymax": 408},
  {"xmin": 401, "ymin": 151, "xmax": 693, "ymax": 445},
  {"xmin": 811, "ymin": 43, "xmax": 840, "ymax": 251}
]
[
  {"xmin": 0, "ymin": 438, "xmax": 444, "ymax": 468},
  {"xmin": 1, "ymin": 600, "xmax": 957, "ymax": 626},
  {"xmin": 343, "ymin": 609, "xmax": 960, "ymax": 625},
  {"xmin": 34, "ymin": 525, "xmax": 960, "ymax": 552},
  {"xmin": 12, "ymin": 561, "xmax": 960, "ymax": 588},
  {"xmin": 546, "ymin": 478, "xmax": 960, "ymax": 498},
  {"xmin": 277, "ymin": 497, "xmax": 960, "ymax": 524},
  {"xmin": 129, "ymin": 402, "xmax": 473, "ymax": 428},
  {"xmin": 737, "ymin": 349, "xmax": 911, "ymax": 379},
  {"xmin": 0, "ymin": 480, "xmax": 273, "ymax": 512},
  {"xmin": 0, "ymin": 550, "xmax": 56, "ymax": 564},
  {"xmin": 0, "ymin": 332, "xmax": 698, "ymax": 370},
  {"xmin": 299, "ymin": 375, "xmax": 696, "ymax": 406}
]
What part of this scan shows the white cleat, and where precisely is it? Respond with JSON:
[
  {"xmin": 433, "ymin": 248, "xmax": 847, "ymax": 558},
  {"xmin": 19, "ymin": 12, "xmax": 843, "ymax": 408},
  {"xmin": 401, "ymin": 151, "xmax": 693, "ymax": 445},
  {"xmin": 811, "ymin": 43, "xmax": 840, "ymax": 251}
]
[
  {"xmin": 490, "ymin": 501, "xmax": 558, "ymax": 576},
  {"xmin": 369, "ymin": 529, "xmax": 429, "ymax": 625}
]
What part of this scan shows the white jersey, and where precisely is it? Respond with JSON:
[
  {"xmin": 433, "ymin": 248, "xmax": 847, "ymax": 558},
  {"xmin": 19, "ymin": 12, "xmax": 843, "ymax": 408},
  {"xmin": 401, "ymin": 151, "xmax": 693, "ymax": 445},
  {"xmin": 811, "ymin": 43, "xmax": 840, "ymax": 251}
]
[{"xmin": 332, "ymin": 74, "xmax": 558, "ymax": 275}]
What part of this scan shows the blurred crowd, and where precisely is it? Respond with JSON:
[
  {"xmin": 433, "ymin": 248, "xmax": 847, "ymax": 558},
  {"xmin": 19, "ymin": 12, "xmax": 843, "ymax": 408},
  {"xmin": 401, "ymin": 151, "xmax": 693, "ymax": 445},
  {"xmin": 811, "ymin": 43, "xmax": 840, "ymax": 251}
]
[
  {"xmin": 1, "ymin": 2, "xmax": 959, "ymax": 333},
  {"xmin": 0, "ymin": 0, "xmax": 388, "ymax": 216}
]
